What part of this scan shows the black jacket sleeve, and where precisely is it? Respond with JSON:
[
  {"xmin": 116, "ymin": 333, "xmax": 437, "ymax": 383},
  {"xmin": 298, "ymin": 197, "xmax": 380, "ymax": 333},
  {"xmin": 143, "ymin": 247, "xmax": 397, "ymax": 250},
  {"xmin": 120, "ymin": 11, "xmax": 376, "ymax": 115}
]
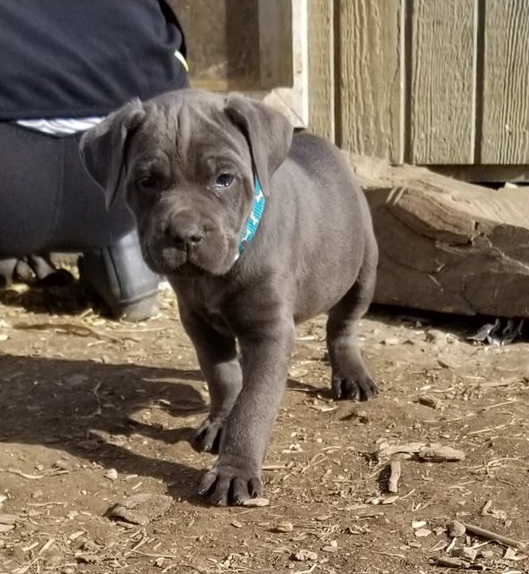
[{"xmin": 0, "ymin": 0, "xmax": 187, "ymax": 120}]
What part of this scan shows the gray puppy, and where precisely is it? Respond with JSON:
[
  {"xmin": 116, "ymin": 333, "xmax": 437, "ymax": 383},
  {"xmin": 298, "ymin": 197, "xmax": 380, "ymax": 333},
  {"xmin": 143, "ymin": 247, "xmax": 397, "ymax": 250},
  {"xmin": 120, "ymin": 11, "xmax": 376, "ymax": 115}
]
[{"xmin": 80, "ymin": 89, "xmax": 379, "ymax": 506}]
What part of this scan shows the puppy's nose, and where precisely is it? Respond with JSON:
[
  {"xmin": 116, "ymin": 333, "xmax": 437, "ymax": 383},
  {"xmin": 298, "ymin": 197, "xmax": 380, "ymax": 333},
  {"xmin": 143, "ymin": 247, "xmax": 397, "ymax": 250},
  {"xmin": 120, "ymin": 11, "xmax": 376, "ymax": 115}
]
[{"xmin": 167, "ymin": 214, "xmax": 205, "ymax": 249}]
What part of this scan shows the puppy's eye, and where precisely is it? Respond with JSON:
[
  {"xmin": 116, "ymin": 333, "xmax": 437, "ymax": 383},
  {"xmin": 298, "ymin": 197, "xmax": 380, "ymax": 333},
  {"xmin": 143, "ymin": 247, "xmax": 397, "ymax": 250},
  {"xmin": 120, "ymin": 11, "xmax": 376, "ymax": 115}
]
[
  {"xmin": 215, "ymin": 174, "xmax": 235, "ymax": 188},
  {"xmin": 138, "ymin": 174, "xmax": 162, "ymax": 190}
]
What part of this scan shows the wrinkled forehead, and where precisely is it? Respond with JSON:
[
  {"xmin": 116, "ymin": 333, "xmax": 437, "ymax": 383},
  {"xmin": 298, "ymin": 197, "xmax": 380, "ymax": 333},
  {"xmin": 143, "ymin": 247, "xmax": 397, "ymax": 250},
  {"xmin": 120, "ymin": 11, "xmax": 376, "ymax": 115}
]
[{"xmin": 134, "ymin": 95, "xmax": 250, "ymax": 168}]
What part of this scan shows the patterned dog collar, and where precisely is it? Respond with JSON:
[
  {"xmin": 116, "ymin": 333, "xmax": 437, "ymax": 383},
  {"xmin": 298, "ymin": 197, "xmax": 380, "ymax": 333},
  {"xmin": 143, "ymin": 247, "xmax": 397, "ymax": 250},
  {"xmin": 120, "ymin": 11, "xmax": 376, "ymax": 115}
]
[{"xmin": 239, "ymin": 176, "xmax": 265, "ymax": 252}]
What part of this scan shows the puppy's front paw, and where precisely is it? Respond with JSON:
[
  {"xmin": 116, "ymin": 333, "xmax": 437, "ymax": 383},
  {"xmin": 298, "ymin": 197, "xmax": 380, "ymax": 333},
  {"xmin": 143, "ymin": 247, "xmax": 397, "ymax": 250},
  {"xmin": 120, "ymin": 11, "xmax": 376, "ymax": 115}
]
[
  {"xmin": 332, "ymin": 372, "xmax": 378, "ymax": 401},
  {"xmin": 198, "ymin": 459, "xmax": 262, "ymax": 506},
  {"xmin": 192, "ymin": 417, "xmax": 225, "ymax": 454}
]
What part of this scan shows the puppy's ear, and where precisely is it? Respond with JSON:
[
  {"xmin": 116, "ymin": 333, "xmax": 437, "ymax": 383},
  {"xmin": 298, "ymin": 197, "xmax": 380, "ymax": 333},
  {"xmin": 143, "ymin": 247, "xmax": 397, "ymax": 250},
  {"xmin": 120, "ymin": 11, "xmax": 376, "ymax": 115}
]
[
  {"xmin": 225, "ymin": 95, "xmax": 293, "ymax": 194},
  {"xmin": 79, "ymin": 99, "xmax": 146, "ymax": 208}
]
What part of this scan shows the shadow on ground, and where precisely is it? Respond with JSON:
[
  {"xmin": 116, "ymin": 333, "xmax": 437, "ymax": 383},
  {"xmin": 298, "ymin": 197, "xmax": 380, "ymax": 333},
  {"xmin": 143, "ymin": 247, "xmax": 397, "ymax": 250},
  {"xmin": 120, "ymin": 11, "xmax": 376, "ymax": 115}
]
[{"xmin": 0, "ymin": 354, "xmax": 208, "ymax": 500}]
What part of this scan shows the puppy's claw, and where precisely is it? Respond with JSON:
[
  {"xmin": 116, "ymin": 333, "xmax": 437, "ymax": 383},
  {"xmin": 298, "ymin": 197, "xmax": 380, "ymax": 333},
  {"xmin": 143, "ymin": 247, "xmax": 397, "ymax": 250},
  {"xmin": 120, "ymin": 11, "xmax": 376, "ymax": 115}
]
[
  {"xmin": 198, "ymin": 465, "xmax": 263, "ymax": 506},
  {"xmin": 332, "ymin": 374, "xmax": 378, "ymax": 402},
  {"xmin": 192, "ymin": 418, "xmax": 224, "ymax": 454},
  {"xmin": 198, "ymin": 470, "xmax": 218, "ymax": 496},
  {"xmin": 231, "ymin": 478, "xmax": 249, "ymax": 505}
]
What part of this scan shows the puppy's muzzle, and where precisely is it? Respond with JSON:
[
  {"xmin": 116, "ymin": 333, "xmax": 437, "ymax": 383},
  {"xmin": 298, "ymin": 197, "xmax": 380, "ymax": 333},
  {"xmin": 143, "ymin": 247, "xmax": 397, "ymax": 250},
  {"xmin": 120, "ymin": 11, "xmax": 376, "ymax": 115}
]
[{"xmin": 165, "ymin": 211, "xmax": 206, "ymax": 252}]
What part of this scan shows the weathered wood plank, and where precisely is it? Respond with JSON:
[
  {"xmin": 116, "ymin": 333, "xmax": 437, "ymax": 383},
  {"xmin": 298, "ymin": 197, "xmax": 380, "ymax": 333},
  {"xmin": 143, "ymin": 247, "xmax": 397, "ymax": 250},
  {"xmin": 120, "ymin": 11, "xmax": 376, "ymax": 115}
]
[
  {"xmin": 350, "ymin": 154, "xmax": 529, "ymax": 318},
  {"xmin": 257, "ymin": 0, "xmax": 293, "ymax": 90},
  {"xmin": 409, "ymin": 0, "xmax": 475, "ymax": 164},
  {"xmin": 307, "ymin": 0, "xmax": 335, "ymax": 142},
  {"xmin": 480, "ymin": 0, "xmax": 529, "ymax": 164},
  {"xmin": 337, "ymin": 0, "xmax": 402, "ymax": 162},
  {"xmin": 174, "ymin": 0, "xmax": 260, "ymax": 90}
]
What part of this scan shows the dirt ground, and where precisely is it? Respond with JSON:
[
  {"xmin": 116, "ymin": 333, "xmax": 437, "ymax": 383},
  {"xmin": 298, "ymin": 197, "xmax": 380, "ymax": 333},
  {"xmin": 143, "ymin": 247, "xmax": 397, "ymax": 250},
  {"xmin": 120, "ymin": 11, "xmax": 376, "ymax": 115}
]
[{"xmin": 0, "ymin": 280, "xmax": 527, "ymax": 574}]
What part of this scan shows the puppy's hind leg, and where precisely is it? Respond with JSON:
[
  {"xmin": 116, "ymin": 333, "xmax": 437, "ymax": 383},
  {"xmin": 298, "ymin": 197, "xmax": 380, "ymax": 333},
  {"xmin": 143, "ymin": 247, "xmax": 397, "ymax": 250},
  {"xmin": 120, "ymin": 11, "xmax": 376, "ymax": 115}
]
[{"xmin": 326, "ymin": 247, "xmax": 378, "ymax": 401}]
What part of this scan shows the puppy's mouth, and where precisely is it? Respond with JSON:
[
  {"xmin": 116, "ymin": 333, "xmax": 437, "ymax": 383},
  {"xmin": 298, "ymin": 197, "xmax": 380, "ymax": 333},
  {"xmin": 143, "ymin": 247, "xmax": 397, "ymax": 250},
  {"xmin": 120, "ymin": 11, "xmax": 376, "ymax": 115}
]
[
  {"xmin": 142, "ymin": 239, "xmax": 238, "ymax": 278},
  {"xmin": 168, "ymin": 260, "xmax": 207, "ymax": 279}
]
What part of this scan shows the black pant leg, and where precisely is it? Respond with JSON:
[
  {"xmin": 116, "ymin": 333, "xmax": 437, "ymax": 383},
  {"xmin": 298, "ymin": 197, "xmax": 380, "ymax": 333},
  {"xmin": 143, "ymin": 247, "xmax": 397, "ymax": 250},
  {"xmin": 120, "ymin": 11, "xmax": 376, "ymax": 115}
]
[
  {"xmin": 0, "ymin": 122, "xmax": 61, "ymax": 256},
  {"xmin": 0, "ymin": 122, "xmax": 135, "ymax": 257}
]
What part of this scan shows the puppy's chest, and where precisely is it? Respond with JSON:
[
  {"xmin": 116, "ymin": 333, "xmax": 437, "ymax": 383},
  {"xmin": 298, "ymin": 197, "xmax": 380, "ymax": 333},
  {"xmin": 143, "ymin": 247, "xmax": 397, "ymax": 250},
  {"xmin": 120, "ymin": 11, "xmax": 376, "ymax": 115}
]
[
  {"xmin": 204, "ymin": 306, "xmax": 234, "ymax": 338},
  {"xmin": 179, "ymin": 283, "xmax": 236, "ymax": 338}
]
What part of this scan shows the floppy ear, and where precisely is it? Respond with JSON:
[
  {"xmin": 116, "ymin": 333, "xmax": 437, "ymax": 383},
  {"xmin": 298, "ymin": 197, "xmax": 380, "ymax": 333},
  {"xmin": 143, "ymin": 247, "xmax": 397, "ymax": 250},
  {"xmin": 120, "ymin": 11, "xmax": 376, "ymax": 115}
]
[
  {"xmin": 224, "ymin": 95, "xmax": 293, "ymax": 195},
  {"xmin": 79, "ymin": 99, "xmax": 146, "ymax": 208}
]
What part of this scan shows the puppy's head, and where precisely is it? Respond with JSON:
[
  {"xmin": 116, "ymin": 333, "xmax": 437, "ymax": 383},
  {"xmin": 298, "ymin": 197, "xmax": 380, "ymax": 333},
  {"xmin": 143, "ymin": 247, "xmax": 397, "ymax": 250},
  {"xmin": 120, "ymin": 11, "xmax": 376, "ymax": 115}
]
[{"xmin": 80, "ymin": 89, "xmax": 293, "ymax": 278}]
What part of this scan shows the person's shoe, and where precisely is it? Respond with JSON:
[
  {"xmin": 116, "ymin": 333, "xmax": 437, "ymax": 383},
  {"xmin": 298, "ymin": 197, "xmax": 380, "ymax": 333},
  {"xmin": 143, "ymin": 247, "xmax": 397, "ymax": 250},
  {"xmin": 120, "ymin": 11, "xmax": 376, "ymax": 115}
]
[
  {"xmin": 0, "ymin": 258, "xmax": 18, "ymax": 289},
  {"xmin": 0, "ymin": 254, "xmax": 69, "ymax": 288},
  {"xmin": 79, "ymin": 230, "xmax": 159, "ymax": 321}
]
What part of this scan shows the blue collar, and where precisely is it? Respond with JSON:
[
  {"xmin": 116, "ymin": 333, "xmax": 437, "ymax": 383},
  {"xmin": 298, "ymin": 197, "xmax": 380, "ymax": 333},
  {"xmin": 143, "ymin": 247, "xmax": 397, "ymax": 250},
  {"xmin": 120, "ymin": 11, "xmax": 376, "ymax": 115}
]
[{"xmin": 239, "ymin": 176, "xmax": 265, "ymax": 252}]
